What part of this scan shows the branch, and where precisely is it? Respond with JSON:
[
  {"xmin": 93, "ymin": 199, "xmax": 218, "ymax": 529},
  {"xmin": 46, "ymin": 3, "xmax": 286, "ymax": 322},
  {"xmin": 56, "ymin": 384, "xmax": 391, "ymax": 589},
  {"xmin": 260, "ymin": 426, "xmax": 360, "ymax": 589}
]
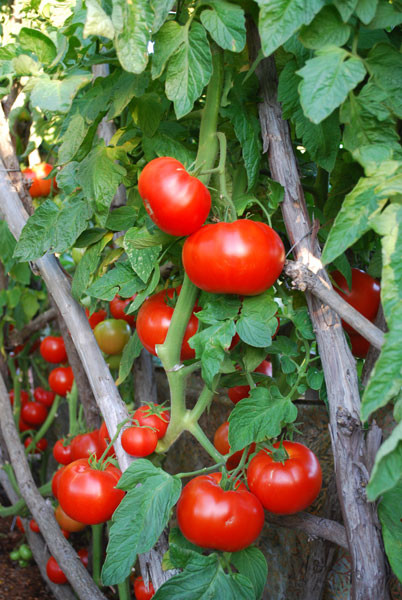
[
  {"xmin": 284, "ymin": 260, "xmax": 384, "ymax": 350},
  {"xmin": 8, "ymin": 307, "xmax": 57, "ymax": 346}
]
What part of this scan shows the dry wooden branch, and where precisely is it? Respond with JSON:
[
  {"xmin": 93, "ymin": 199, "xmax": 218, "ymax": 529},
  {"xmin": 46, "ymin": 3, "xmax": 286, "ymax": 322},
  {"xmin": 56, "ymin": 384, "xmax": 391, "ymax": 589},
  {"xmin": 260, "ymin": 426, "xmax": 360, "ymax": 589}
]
[
  {"xmin": 248, "ymin": 22, "xmax": 389, "ymax": 600},
  {"xmin": 8, "ymin": 307, "xmax": 57, "ymax": 346},
  {"xmin": 284, "ymin": 260, "xmax": 384, "ymax": 350}
]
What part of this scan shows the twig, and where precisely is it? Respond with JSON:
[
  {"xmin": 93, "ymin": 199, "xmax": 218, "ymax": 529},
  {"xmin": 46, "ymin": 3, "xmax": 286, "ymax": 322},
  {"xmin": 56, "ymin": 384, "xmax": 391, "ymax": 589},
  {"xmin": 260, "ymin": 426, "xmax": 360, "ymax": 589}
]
[{"xmin": 8, "ymin": 308, "xmax": 57, "ymax": 346}]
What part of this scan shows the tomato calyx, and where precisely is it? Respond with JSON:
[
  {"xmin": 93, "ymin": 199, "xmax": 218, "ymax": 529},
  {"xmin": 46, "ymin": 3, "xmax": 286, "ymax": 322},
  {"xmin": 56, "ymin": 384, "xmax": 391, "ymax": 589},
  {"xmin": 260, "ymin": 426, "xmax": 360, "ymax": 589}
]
[{"xmin": 261, "ymin": 441, "xmax": 290, "ymax": 465}]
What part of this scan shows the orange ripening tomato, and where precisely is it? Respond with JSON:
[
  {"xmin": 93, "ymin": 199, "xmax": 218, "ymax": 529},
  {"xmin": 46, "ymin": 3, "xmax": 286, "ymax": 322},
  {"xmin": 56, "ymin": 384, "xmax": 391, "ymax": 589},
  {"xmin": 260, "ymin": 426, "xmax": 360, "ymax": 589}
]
[{"xmin": 22, "ymin": 163, "xmax": 57, "ymax": 198}]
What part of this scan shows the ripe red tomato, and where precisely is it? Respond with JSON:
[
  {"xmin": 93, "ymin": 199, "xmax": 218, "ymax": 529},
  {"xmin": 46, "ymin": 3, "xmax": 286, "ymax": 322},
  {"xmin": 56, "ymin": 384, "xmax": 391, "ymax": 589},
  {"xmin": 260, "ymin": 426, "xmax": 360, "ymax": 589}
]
[
  {"xmin": 19, "ymin": 416, "xmax": 32, "ymax": 432},
  {"xmin": 46, "ymin": 550, "xmax": 87, "ymax": 585},
  {"xmin": 110, "ymin": 295, "xmax": 136, "ymax": 326},
  {"xmin": 332, "ymin": 269, "xmax": 381, "ymax": 335},
  {"xmin": 85, "ymin": 308, "xmax": 107, "ymax": 329},
  {"xmin": 121, "ymin": 426, "xmax": 158, "ymax": 457},
  {"xmin": 133, "ymin": 575, "xmax": 155, "ymax": 600},
  {"xmin": 182, "ymin": 220, "xmax": 285, "ymax": 295},
  {"xmin": 58, "ymin": 458, "xmax": 125, "ymax": 524},
  {"xmin": 94, "ymin": 319, "xmax": 131, "ymax": 355},
  {"xmin": 21, "ymin": 402, "xmax": 48, "ymax": 426},
  {"xmin": 24, "ymin": 437, "xmax": 48, "ymax": 453},
  {"xmin": 98, "ymin": 421, "xmax": 115, "ymax": 458},
  {"xmin": 9, "ymin": 389, "xmax": 29, "ymax": 406},
  {"xmin": 176, "ymin": 472, "xmax": 264, "ymax": 552},
  {"xmin": 40, "ymin": 336, "xmax": 67, "ymax": 364},
  {"xmin": 136, "ymin": 288, "xmax": 198, "ymax": 360},
  {"xmin": 53, "ymin": 439, "xmax": 73, "ymax": 465},
  {"xmin": 138, "ymin": 157, "xmax": 211, "ymax": 236},
  {"xmin": 70, "ymin": 431, "xmax": 102, "ymax": 461},
  {"xmin": 228, "ymin": 359, "xmax": 273, "ymax": 404},
  {"xmin": 350, "ymin": 333, "xmax": 370, "ymax": 358},
  {"xmin": 15, "ymin": 516, "xmax": 25, "ymax": 533},
  {"xmin": 48, "ymin": 366, "xmax": 74, "ymax": 396},
  {"xmin": 55, "ymin": 504, "xmax": 86, "ymax": 533},
  {"xmin": 77, "ymin": 549, "xmax": 89, "ymax": 569},
  {"xmin": 22, "ymin": 163, "xmax": 57, "ymax": 198},
  {"xmin": 133, "ymin": 404, "xmax": 170, "ymax": 439},
  {"xmin": 213, "ymin": 421, "xmax": 255, "ymax": 470},
  {"xmin": 29, "ymin": 519, "xmax": 40, "ymax": 533},
  {"xmin": 33, "ymin": 387, "xmax": 56, "ymax": 407},
  {"xmin": 247, "ymin": 441, "xmax": 322, "ymax": 514},
  {"xmin": 52, "ymin": 467, "xmax": 66, "ymax": 499}
]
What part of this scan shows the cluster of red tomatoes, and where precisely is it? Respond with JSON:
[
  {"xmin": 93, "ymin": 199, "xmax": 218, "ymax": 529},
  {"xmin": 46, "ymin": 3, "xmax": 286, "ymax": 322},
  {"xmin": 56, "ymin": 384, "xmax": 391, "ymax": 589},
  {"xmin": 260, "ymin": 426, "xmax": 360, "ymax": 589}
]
[{"xmin": 9, "ymin": 387, "xmax": 54, "ymax": 446}]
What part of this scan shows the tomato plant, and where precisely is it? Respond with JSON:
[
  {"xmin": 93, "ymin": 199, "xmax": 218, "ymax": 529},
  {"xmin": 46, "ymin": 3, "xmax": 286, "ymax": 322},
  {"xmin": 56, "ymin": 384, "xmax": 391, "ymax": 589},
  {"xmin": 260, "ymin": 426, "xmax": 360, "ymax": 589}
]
[
  {"xmin": 133, "ymin": 576, "xmax": 155, "ymax": 600},
  {"xmin": 94, "ymin": 319, "xmax": 131, "ymax": 355},
  {"xmin": 121, "ymin": 426, "xmax": 158, "ymax": 457},
  {"xmin": 21, "ymin": 401, "xmax": 48, "ymax": 426},
  {"xmin": 40, "ymin": 336, "xmax": 67, "ymax": 364},
  {"xmin": 138, "ymin": 157, "xmax": 211, "ymax": 236},
  {"xmin": 133, "ymin": 404, "xmax": 170, "ymax": 439},
  {"xmin": 228, "ymin": 359, "xmax": 273, "ymax": 404},
  {"xmin": 109, "ymin": 295, "xmax": 136, "ymax": 326},
  {"xmin": 22, "ymin": 162, "xmax": 56, "ymax": 198},
  {"xmin": 247, "ymin": 442, "xmax": 322, "ymax": 514},
  {"xmin": 48, "ymin": 366, "xmax": 74, "ymax": 396}
]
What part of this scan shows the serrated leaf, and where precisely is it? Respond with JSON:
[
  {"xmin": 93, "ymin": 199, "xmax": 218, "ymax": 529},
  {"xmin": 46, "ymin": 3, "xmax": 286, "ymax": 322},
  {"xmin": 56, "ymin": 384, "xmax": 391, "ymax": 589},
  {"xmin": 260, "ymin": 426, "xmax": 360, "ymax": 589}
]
[
  {"xmin": 126, "ymin": 267, "xmax": 160, "ymax": 313},
  {"xmin": 151, "ymin": 21, "xmax": 186, "ymax": 80},
  {"xmin": 257, "ymin": 0, "xmax": 325, "ymax": 57},
  {"xmin": 20, "ymin": 289, "xmax": 39, "ymax": 322},
  {"xmin": 71, "ymin": 238, "xmax": 107, "ymax": 300},
  {"xmin": 197, "ymin": 294, "xmax": 241, "ymax": 325},
  {"xmin": 165, "ymin": 22, "xmax": 212, "ymax": 119},
  {"xmin": 367, "ymin": 0, "xmax": 402, "ymax": 28},
  {"xmin": 112, "ymin": 0, "xmax": 153, "ymax": 74},
  {"xmin": 355, "ymin": 0, "xmax": 378, "ymax": 24},
  {"xmin": 190, "ymin": 320, "xmax": 236, "ymax": 388},
  {"xmin": 30, "ymin": 73, "xmax": 91, "ymax": 113},
  {"xmin": 19, "ymin": 28, "xmax": 57, "ymax": 64},
  {"xmin": 228, "ymin": 387, "xmax": 298, "ymax": 452},
  {"xmin": 84, "ymin": 0, "xmax": 115, "ymax": 39},
  {"xmin": 58, "ymin": 114, "xmax": 90, "ymax": 164},
  {"xmin": 231, "ymin": 547, "xmax": 268, "ymax": 600},
  {"xmin": 105, "ymin": 207, "xmax": 137, "ymax": 232},
  {"xmin": 132, "ymin": 93, "xmax": 164, "ymax": 137},
  {"xmin": 333, "ymin": 0, "xmax": 357, "ymax": 21},
  {"xmin": 236, "ymin": 294, "xmax": 278, "ymax": 347},
  {"xmin": 200, "ymin": 1, "xmax": 246, "ymax": 52},
  {"xmin": 87, "ymin": 262, "xmax": 144, "ymax": 300},
  {"xmin": 299, "ymin": 6, "xmax": 351, "ymax": 49},
  {"xmin": 378, "ymin": 480, "xmax": 402, "ymax": 582},
  {"xmin": 366, "ymin": 42, "xmax": 402, "ymax": 119},
  {"xmin": 297, "ymin": 47, "xmax": 366, "ymax": 124},
  {"xmin": 366, "ymin": 421, "xmax": 402, "ymax": 500},
  {"xmin": 75, "ymin": 227, "xmax": 107, "ymax": 248},
  {"xmin": 151, "ymin": 0, "xmax": 175, "ymax": 33},
  {"xmin": 117, "ymin": 331, "xmax": 143, "ymax": 385},
  {"xmin": 142, "ymin": 132, "xmax": 196, "ymax": 168},
  {"xmin": 107, "ymin": 71, "xmax": 149, "ymax": 120},
  {"xmin": 102, "ymin": 460, "xmax": 181, "ymax": 585},
  {"xmin": 124, "ymin": 228, "xmax": 161, "ymax": 282}
]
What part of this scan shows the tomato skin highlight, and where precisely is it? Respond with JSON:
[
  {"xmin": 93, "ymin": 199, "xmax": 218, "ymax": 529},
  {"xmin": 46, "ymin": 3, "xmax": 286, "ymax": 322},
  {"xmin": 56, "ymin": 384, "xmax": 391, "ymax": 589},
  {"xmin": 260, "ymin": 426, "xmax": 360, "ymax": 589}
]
[
  {"xmin": 22, "ymin": 163, "xmax": 56, "ymax": 198},
  {"xmin": 94, "ymin": 319, "xmax": 131, "ymax": 355},
  {"xmin": 247, "ymin": 441, "xmax": 322, "ymax": 515},
  {"xmin": 332, "ymin": 269, "xmax": 380, "ymax": 335},
  {"xmin": 109, "ymin": 295, "xmax": 136, "ymax": 326},
  {"xmin": 136, "ymin": 288, "xmax": 198, "ymax": 360},
  {"xmin": 183, "ymin": 220, "xmax": 285, "ymax": 296},
  {"xmin": 133, "ymin": 404, "xmax": 170, "ymax": 439},
  {"xmin": 34, "ymin": 387, "xmax": 56, "ymax": 407},
  {"xmin": 138, "ymin": 157, "xmax": 211, "ymax": 236},
  {"xmin": 21, "ymin": 402, "xmax": 48, "ymax": 426},
  {"xmin": 58, "ymin": 458, "xmax": 124, "ymax": 524},
  {"xmin": 228, "ymin": 359, "xmax": 273, "ymax": 405},
  {"xmin": 48, "ymin": 366, "xmax": 74, "ymax": 396},
  {"xmin": 121, "ymin": 426, "xmax": 158, "ymax": 457},
  {"xmin": 133, "ymin": 575, "xmax": 155, "ymax": 600},
  {"xmin": 213, "ymin": 421, "xmax": 255, "ymax": 470},
  {"xmin": 40, "ymin": 336, "xmax": 67, "ymax": 364},
  {"xmin": 176, "ymin": 472, "xmax": 264, "ymax": 552}
]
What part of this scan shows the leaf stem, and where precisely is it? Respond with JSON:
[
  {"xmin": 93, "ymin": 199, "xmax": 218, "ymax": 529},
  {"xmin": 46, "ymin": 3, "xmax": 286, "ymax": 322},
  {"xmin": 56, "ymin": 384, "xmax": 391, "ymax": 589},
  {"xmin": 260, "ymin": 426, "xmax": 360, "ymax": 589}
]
[
  {"xmin": 24, "ymin": 396, "xmax": 60, "ymax": 455},
  {"xmin": 176, "ymin": 462, "xmax": 225, "ymax": 479},
  {"xmin": 91, "ymin": 523, "xmax": 103, "ymax": 586},
  {"xmin": 187, "ymin": 422, "xmax": 224, "ymax": 464}
]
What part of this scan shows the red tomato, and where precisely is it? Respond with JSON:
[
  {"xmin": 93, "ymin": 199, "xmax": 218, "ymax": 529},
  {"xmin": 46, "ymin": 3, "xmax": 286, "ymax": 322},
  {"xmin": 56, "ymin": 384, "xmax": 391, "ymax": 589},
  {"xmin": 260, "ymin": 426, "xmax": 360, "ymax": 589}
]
[
  {"xmin": 213, "ymin": 421, "xmax": 255, "ymax": 470},
  {"xmin": 228, "ymin": 359, "xmax": 273, "ymax": 404},
  {"xmin": 34, "ymin": 387, "xmax": 56, "ymax": 407},
  {"xmin": 110, "ymin": 295, "xmax": 136, "ymax": 326},
  {"xmin": 134, "ymin": 575, "xmax": 155, "ymax": 600},
  {"xmin": 70, "ymin": 431, "xmax": 102, "ymax": 461},
  {"xmin": 48, "ymin": 366, "xmax": 74, "ymax": 396},
  {"xmin": 55, "ymin": 504, "xmax": 86, "ymax": 533},
  {"xmin": 182, "ymin": 220, "xmax": 285, "ymax": 295},
  {"xmin": 15, "ymin": 516, "xmax": 25, "ymax": 533},
  {"xmin": 53, "ymin": 439, "xmax": 73, "ymax": 465},
  {"xmin": 121, "ymin": 426, "xmax": 158, "ymax": 457},
  {"xmin": 98, "ymin": 421, "xmax": 115, "ymax": 458},
  {"xmin": 40, "ymin": 336, "xmax": 67, "ymax": 364},
  {"xmin": 24, "ymin": 437, "xmax": 48, "ymax": 453},
  {"xmin": 138, "ymin": 157, "xmax": 211, "ymax": 236},
  {"xmin": 93, "ymin": 319, "xmax": 131, "ymax": 355},
  {"xmin": 247, "ymin": 441, "xmax": 322, "ymax": 514},
  {"xmin": 77, "ymin": 549, "xmax": 89, "ymax": 569},
  {"xmin": 58, "ymin": 458, "xmax": 125, "ymax": 524},
  {"xmin": 136, "ymin": 288, "xmax": 198, "ymax": 360},
  {"xmin": 133, "ymin": 404, "xmax": 170, "ymax": 439},
  {"xmin": 19, "ymin": 416, "xmax": 32, "ymax": 432},
  {"xmin": 85, "ymin": 308, "xmax": 107, "ymax": 329},
  {"xmin": 21, "ymin": 402, "xmax": 48, "ymax": 426},
  {"xmin": 29, "ymin": 519, "xmax": 40, "ymax": 533},
  {"xmin": 22, "ymin": 163, "xmax": 57, "ymax": 198},
  {"xmin": 9, "ymin": 389, "xmax": 29, "ymax": 406},
  {"xmin": 176, "ymin": 472, "xmax": 264, "ymax": 552},
  {"xmin": 332, "ymin": 269, "xmax": 381, "ymax": 335},
  {"xmin": 350, "ymin": 334, "xmax": 370, "ymax": 358},
  {"xmin": 46, "ymin": 550, "xmax": 87, "ymax": 585},
  {"xmin": 52, "ymin": 467, "xmax": 66, "ymax": 499}
]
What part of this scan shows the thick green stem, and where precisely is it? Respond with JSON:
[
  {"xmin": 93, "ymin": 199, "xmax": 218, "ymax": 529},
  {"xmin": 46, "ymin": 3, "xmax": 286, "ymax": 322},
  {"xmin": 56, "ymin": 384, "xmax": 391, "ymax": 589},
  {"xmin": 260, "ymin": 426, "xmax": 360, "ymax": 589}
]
[
  {"xmin": 216, "ymin": 132, "xmax": 237, "ymax": 221},
  {"xmin": 188, "ymin": 377, "xmax": 220, "ymax": 423},
  {"xmin": 117, "ymin": 578, "xmax": 130, "ymax": 600},
  {"xmin": 24, "ymin": 396, "xmax": 60, "ymax": 455},
  {"xmin": 187, "ymin": 422, "xmax": 224, "ymax": 464},
  {"xmin": 91, "ymin": 523, "xmax": 103, "ymax": 586}
]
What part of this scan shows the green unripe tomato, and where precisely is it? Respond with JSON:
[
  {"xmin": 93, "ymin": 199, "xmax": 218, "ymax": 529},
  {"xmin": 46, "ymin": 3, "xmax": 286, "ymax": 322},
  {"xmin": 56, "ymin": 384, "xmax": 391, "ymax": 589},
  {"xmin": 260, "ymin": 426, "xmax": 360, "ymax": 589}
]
[
  {"xmin": 72, "ymin": 247, "xmax": 86, "ymax": 265},
  {"xmin": 106, "ymin": 353, "xmax": 122, "ymax": 369},
  {"xmin": 10, "ymin": 550, "xmax": 20, "ymax": 561},
  {"xmin": 18, "ymin": 559, "xmax": 29, "ymax": 567},
  {"xmin": 94, "ymin": 319, "xmax": 131, "ymax": 355},
  {"xmin": 19, "ymin": 544, "xmax": 33, "ymax": 560}
]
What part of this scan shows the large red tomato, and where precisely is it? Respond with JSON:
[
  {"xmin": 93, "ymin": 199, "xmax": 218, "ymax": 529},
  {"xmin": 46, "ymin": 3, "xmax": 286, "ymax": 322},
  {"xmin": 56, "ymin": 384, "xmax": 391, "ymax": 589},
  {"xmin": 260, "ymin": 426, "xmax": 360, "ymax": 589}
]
[
  {"xmin": 176, "ymin": 472, "xmax": 264, "ymax": 552},
  {"xmin": 109, "ymin": 295, "xmax": 136, "ymax": 326},
  {"xmin": 182, "ymin": 220, "xmax": 285, "ymax": 295},
  {"xmin": 247, "ymin": 441, "xmax": 322, "ymax": 514},
  {"xmin": 213, "ymin": 421, "xmax": 255, "ymax": 470},
  {"xmin": 133, "ymin": 404, "xmax": 170, "ymax": 439},
  {"xmin": 40, "ymin": 336, "xmax": 67, "ymax": 363},
  {"xmin": 48, "ymin": 366, "xmax": 74, "ymax": 396},
  {"xmin": 332, "ymin": 269, "xmax": 380, "ymax": 335},
  {"xmin": 52, "ymin": 466, "xmax": 66, "ymax": 499},
  {"xmin": 22, "ymin": 162, "xmax": 57, "ymax": 198},
  {"xmin": 58, "ymin": 458, "xmax": 124, "ymax": 524},
  {"xmin": 138, "ymin": 157, "xmax": 211, "ymax": 236},
  {"xmin": 21, "ymin": 402, "xmax": 48, "ymax": 426},
  {"xmin": 136, "ymin": 288, "xmax": 198, "ymax": 360},
  {"xmin": 70, "ymin": 431, "xmax": 102, "ymax": 461},
  {"xmin": 228, "ymin": 359, "xmax": 273, "ymax": 404}
]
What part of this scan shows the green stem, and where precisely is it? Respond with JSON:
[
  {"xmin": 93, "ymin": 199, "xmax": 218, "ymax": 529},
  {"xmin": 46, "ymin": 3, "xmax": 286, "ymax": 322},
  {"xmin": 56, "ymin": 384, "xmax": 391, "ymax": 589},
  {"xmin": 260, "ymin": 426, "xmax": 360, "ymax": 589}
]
[
  {"xmin": 288, "ymin": 339, "xmax": 311, "ymax": 400},
  {"xmin": 117, "ymin": 578, "xmax": 130, "ymax": 600},
  {"xmin": 245, "ymin": 371, "xmax": 256, "ymax": 389},
  {"xmin": 187, "ymin": 422, "xmax": 224, "ymax": 464},
  {"xmin": 176, "ymin": 462, "xmax": 225, "ymax": 479},
  {"xmin": 254, "ymin": 198, "xmax": 272, "ymax": 227},
  {"xmin": 0, "ymin": 481, "xmax": 51, "ymax": 517},
  {"xmin": 2, "ymin": 463, "xmax": 20, "ymax": 497},
  {"xmin": 91, "ymin": 524, "xmax": 103, "ymax": 586},
  {"xmin": 31, "ymin": 358, "xmax": 48, "ymax": 388},
  {"xmin": 24, "ymin": 396, "xmax": 61, "ymax": 455},
  {"xmin": 8, "ymin": 359, "xmax": 21, "ymax": 429},
  {"xmin": 216, "ymin": 132, "xmax": 236, "ymax": 221},
  {"xmin": 188, "ymin": 376, "xmax": 220, "ymax": 423}
]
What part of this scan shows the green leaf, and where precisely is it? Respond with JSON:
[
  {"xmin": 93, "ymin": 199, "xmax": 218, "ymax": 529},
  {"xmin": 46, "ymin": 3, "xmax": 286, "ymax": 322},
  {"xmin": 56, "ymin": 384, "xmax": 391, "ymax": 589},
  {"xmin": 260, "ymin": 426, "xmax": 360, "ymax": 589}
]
[
  {"xmin": 257, "ymin": 0, "xmax": 325, "ymax": 57},
  {"xmin": 355, "ymin": 0, "xmax": 378, "ymax": 24},
  {"xmin": 231, "ymin": 547, "xmax": 268, "ymax": 600},
  {"xmin": 12, "ymin": 54, "xmax": 39, "ymax": 76},
  {"xmin": 13, "ymin": 198, "xmax": 93, "ymax": 262},
  {"xmin": 71, "ymin": 238, "xmax": 106, "ymax": 300},
  {"xmin": 200, "ymin": 1, "xmax": 246, "ymax": 52},
  {"xmin": 30, "ymin": 73, "xmax": 91, "ymax": 113},
  {"xmin": 236, "ymin": 294, "xmax": 278, "ymax": 348},
  {"xmin": 151, "ymin": 0, "xmax": 175, "ymax": 33},
  {"xmin": 77, "ymin": 144, "xmax": 126, "ymax": 225},
  {"xmin": 124, "ymin": 228, "xmax": 161, "ymax": 283},
  {"xmin": 366, "ymin": 421, "xmax": 402, "ymax": 500},
  {"xmin": 58, "ymin": 114, "xmax": 90, "ymax": 164},
  {"xmin": 19, "ymin": 28, "xmax": 57, "ymax": 64},
  {"xmin": 127, "ymin": 267, "xmax": 160, "ymax": 313},
  {"xmin": 132, "ymin": 93, "xmax": 164, "ymax": 137},
  {"xmin": 307, "ymin": 367, "xmax": 324, "ymax": 390},
  {"xmin": 190, "ymin": 320, "xmax": 236, "ymax": 388},
  {"xmin": 366, "ymin": 42, "xmax": 402, "ymax": 118},
  {"xmin": 153, "ymin": 551, "xmax": 254, "ymax": 600},
  {"xmin": 299, "ymin": 6, "xmax": 352, "ymax": 49},
  {"xmin": 107, "ymin": 71, "xmax": 149, "ymax": 120},
  {"xmin": 0, "ymin": 221, "xmax": 18, "ymax": 272},
  {"xmin": 291, "ymin": 307, "xmax": 315, "ymax": 339},
  {"xmin": 367, "ymin": 0, "xmax": 402, "ymax": 28},
  {"xmin": 297, "ymin": 46, "xmax": 366, "ymax": 124},
  {"xmin": 116, "ymin": 331, "xmax": 143, "ymax": 385},
  {"xmin": 102, "ymin": 460, "xmax": 181, "ymax": 585},
  {"xmin": 142, "ymin": 132, "xmax": 196, "ymax": 168},
  {"xmin": 165, "ymin": 22, "xmax": 212, "ymax": 119},
  {"xmin": 228, "ymin": 387, "xmax": 298, "ymax": 452},
  {"xmin": 378, "ymin": 480, "xmax": 402, "ymax": 582},
  {"xmin": 87, "ymin": 262, "xmax": 144, "ymax": 301},
  {"xmin": 151, "ymin": 21, "xmax": 186, "ymax": 80},
  {"xmin": 75, "ymin": 228, "xmax": 107, "ymax": 248},
  {"xmin": 197, "ymin": 294, "xmax": 241, "ymax": 325},
  {"xmin": 112, "ymin": 0, "xmax": 153, "ymax": 74},
  {"xmin": 105, "ymin": 207, "xmax": 137, "ymax": 231},
  {"xmin": 20, "ymin": 289, "xmax": 39, "ymax": 322},
  {"xmin": 84, "ymin": 0, "xmax": 115, "ymax": 39},
  {"xmin": 333, "ymin": 0, "xmax": 357, "ymax": 21}
]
